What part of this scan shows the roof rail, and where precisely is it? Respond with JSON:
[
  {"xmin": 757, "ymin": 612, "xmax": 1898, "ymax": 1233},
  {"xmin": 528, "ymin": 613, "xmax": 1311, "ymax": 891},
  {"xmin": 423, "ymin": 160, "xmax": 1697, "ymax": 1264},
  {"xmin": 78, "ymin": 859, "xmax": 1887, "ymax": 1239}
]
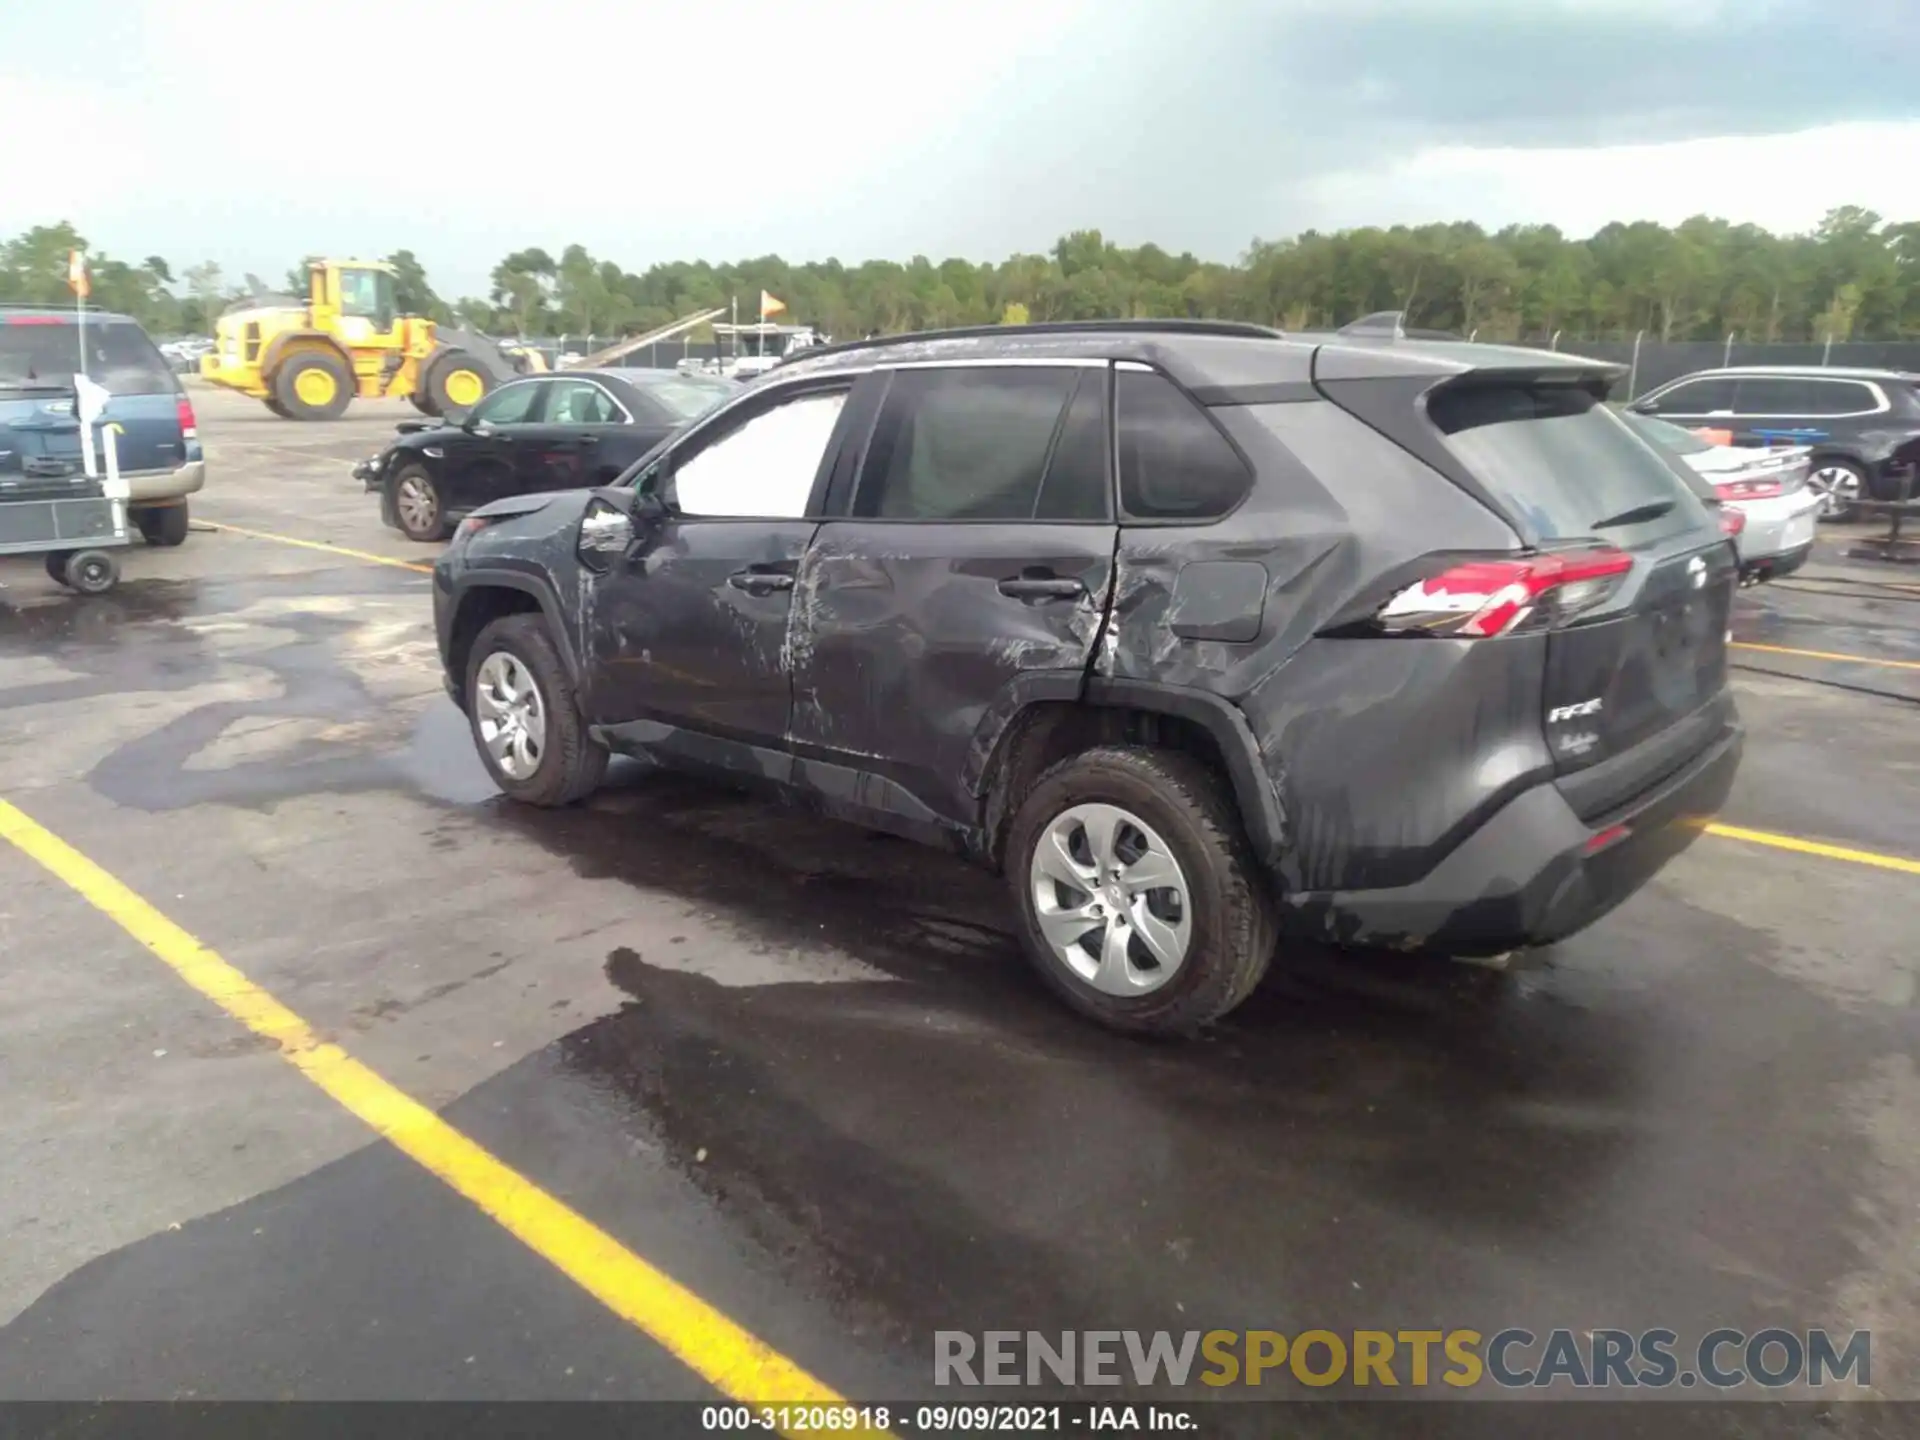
[
  {"xmin": 0, "ymin": 300, "xmax": 116, "ymax": 314},
  {"xmin": 771, "ymin": 317, "xmax": 1286, "ymax": 370}
]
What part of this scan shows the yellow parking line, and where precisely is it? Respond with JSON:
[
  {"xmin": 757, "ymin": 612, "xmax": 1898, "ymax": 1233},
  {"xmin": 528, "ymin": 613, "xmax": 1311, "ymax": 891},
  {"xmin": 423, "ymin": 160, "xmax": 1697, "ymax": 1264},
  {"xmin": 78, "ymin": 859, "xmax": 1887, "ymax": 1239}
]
[
  {"xmin": 1706, "ymin": 822, "xmax": 1920, "ymax": 877},
  {"xmin": 200, "ymin": 519, "xmax": 435, "ymax": 575},
  {"xmin": 1731, "ymin": 640, "xmax": 1920, "ymax": 673},
  {"xmin": 0, "ymin": 798, "xmax": 857, "ymax": 1427}
]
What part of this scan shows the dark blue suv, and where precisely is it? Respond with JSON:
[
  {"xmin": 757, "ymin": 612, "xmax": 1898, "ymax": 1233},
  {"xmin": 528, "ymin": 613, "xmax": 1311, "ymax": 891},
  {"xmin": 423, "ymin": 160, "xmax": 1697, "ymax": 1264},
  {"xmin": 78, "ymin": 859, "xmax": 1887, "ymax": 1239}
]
[{"xmin": 0, "ymin": 306, "xmax": 205, "ymax": 545}]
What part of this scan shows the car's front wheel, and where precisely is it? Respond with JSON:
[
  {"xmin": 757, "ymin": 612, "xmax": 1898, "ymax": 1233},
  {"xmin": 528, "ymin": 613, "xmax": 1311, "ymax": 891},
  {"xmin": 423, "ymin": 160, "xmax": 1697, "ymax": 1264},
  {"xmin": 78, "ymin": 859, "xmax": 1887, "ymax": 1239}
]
[
  {"xmin": 465, "ymin": 615, "xmax": 607, "ymax": 806},
  {"xmin": 1006, "ymin": 746, "xmax": 1277, "ymax": 1035},
  {"xmin": 389, "ymin": 464, "xmax": 450, "ymax": 542}
]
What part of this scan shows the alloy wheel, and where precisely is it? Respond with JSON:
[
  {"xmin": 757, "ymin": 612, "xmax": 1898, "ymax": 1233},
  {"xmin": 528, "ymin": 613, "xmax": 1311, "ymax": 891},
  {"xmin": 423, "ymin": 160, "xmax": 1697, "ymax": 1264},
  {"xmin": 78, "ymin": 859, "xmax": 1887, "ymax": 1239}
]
[
  {"xmin": 1807, "ymin": 464, "xmax": 1862, "ymax": 517},
  {"xmin": 396, "ymin": 474, "xmax": 438, "ymax": 536}
]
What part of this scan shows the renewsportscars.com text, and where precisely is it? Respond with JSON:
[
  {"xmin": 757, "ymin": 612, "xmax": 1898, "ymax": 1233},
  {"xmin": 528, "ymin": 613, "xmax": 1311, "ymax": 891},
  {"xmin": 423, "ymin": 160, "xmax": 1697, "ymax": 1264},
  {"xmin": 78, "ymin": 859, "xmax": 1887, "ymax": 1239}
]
[{"xmin": 933, "ymin": 1328, "xmax": 1872, "ymax": 1391}]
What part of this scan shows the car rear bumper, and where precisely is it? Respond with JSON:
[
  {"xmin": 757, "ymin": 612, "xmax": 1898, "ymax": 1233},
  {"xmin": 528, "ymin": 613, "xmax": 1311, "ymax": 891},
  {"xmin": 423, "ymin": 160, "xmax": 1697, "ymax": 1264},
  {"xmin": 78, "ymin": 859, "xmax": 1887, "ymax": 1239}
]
[
  {"xmin": 127, "ymin": 460, "xmax": 205, "ymax": 504},
  {"xmin": 1732, "ymin": 488, "xmax": 1822, "ymax": 563},
  {"xmin": 1284, "ymin": 724, "xmax": 1743, "ymax": 955}
]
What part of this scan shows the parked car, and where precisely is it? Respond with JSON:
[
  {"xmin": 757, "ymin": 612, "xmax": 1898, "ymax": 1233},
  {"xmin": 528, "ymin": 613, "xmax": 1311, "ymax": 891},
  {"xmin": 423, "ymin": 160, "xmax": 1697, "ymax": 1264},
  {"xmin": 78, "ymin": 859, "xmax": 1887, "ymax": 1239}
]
[
  {"xmin": 432, "ymin": 320, "xmax": 1743, "ymax": 1035},
  {"xmin": 1, "ymin": 305, "xmax": 204, "ymax": 546},
  {"xmin": 356, "ymin": 368, "xmax": 737, "ymax": 541},
  {"xmin": 1618, "ymin": 409, "xmax": 1823, "ymax": 584},
  {"xmin": 1625, "ymin": 365, "xmax": 1920, "ymax": 521}
]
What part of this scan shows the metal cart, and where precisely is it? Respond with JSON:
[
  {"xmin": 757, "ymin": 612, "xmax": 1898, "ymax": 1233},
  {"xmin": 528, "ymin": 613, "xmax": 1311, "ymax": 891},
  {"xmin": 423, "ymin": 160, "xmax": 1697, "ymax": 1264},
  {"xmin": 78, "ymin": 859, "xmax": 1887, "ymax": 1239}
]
[{"xmin": 0, "ymin": 385, "xmax": 131, "ymax": 595}]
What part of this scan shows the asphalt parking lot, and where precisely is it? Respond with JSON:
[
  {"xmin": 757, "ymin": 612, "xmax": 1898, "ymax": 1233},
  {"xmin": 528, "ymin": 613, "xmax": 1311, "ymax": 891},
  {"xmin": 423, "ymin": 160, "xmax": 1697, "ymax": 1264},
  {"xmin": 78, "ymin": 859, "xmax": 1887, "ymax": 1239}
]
[{"xmin": 1, "ymin": 385, "xmax": 1917, "ymax": 1430}]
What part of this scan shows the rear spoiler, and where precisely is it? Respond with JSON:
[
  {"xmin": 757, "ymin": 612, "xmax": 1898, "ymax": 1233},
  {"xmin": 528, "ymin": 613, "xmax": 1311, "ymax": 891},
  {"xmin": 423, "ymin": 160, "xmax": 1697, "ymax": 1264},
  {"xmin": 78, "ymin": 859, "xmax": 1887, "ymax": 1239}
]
[{"xmin": 1312, "ymin": 346, "xmax": 1628, "ymax": 549}]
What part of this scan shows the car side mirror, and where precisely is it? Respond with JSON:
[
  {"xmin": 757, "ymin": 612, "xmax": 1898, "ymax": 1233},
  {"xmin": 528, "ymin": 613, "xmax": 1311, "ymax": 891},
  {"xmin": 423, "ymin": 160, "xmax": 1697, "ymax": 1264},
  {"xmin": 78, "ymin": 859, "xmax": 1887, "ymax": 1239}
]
[{"xmin": 577, "ymin": 493, "xmax": 635, "ymax": 571}]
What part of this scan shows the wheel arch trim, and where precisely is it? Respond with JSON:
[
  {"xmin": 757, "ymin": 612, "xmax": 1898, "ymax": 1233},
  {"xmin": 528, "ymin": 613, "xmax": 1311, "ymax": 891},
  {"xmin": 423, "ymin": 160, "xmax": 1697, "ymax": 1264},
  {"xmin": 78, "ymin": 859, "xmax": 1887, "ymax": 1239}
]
[
  {"xmin": 449, "ymin": 571, "xmax": 581, "ymax": 687},
  {"xmin": 971, "ymin": 675, "xmax": 1288, "ymax": 869}
]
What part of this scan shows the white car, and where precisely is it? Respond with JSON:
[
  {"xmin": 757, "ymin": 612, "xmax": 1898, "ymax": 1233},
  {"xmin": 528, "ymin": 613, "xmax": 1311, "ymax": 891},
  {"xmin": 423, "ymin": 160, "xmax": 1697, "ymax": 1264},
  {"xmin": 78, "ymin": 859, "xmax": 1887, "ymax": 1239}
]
[{"xmin": 1622, "ymin": 410, "xmax": 1823, "ymax": 583}]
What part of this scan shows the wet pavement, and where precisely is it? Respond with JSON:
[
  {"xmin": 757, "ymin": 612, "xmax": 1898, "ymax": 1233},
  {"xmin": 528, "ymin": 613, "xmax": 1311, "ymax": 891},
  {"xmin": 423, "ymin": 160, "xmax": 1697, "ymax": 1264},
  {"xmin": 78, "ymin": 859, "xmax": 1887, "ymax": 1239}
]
[{"xmin": 0, "ymin": 388, "xmax": 1916, "ymax": 1426}]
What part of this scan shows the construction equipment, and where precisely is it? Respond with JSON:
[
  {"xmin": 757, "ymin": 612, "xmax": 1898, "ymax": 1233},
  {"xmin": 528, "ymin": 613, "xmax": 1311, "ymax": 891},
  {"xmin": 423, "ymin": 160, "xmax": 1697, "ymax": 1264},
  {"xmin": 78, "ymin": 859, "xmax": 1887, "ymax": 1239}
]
[
  {"xmin": 199, "ymin": 259, "xmax": 518, "ymax": 422},
  {"xmin": 570, "ymin": 308, "xmax": 729, "ymax": 369}
]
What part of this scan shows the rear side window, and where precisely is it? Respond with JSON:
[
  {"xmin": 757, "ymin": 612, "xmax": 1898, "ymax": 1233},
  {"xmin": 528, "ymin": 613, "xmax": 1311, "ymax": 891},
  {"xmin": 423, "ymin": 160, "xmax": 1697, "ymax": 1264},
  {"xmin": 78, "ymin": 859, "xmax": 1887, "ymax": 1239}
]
[
  {"xmin": 853, "ymin": 366, "xmax": 1089, "ymax": 521},
  {"xmin": 1733, "ymin": 376, "xmax": 1876, "ymax": 416},
  {"xmin": 1428, "ymin": 383, "xmax": 1710, "ymax": 543},
  {"xmin": 1116, "ymin": 368, "xmax": 1251, "ymax": 520},
  {"xmin": 1034, "ymin": 371, "xmax": 1111, "ymax": 520},
  {"xmin": 0, "ymin": 319, "xmax": 175, "ymax": 397}
]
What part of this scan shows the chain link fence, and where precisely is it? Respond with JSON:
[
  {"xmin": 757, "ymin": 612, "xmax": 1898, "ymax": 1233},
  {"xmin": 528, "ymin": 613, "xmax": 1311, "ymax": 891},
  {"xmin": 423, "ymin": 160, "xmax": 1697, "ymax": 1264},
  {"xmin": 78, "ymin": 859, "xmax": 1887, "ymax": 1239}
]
[{"xmin": 502, "ymin": 330, "xmax": 1920, "ymax": 394}]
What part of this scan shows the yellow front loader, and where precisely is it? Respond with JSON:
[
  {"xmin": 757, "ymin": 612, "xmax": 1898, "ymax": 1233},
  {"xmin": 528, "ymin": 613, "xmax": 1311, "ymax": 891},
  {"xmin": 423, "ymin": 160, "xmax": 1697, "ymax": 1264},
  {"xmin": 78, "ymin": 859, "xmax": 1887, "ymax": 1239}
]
[{"xmin": 200, "ymin": 259, "xmax": 517, "ymax": 421}]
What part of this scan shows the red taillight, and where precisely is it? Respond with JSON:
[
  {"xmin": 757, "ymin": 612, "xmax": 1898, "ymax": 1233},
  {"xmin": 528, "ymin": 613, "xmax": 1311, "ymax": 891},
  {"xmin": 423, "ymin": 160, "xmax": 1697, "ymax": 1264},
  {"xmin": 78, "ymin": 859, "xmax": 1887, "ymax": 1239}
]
[
  {"xmin": 176, "ymin": 395, "xmax": 198, "ymax": 441},
  {"xmin": 1374, "ymin": 547, "xmax": 1633, "ymax": 638},
  {"xmin": 1713, "ymin": 478, "xmax": 1782, "ymax": 501},
  {"xmin": 2, "ymin": 315, "xmax": 66, "ymax": 326},
  {"xmin": 1584, "ymin": 823, "xmax": 1631, "ymax": 856},
  {"xmin": 1717, "ymin": 506, "xmax": 1747, "ymax": 538}
]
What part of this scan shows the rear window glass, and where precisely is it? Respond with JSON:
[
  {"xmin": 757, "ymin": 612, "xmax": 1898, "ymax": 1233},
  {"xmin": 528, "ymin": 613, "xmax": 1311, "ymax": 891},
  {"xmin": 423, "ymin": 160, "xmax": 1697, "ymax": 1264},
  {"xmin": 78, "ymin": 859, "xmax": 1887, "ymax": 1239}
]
[
  {"xmin": 633, "ymin": 375, "xmax": 736, "ymax": 421},
  {"xmin": 1429, "ymin": 383, "xmax": 1712, "ymax": 542},
  {"xmin": 1617, "ymin": 407, "xmax": 1714, "ymax": 455},
  {"xmin": 0, "ymin": 319, "xmax": 176, "ymax": 397}
]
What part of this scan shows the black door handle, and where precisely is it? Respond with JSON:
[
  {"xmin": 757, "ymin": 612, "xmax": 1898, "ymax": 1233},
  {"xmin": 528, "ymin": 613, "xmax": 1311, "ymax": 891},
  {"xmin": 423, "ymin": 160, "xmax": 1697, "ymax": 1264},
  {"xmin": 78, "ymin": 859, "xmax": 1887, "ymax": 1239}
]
[
  {"xmin": 728, "ymin": 571, "xmax": 794, "ymax": 594},
  {"xmin": 997, "ymin": 576, "xmax": 1085, "ymax": 600}
]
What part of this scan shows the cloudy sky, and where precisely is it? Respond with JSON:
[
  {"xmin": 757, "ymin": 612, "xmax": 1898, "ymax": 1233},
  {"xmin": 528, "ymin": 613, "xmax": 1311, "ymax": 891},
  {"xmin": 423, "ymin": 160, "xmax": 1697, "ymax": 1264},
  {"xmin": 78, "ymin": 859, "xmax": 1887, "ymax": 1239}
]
[{"xmin": 4, "ymin": 0, "xmax": 1917, "ymax": 298}]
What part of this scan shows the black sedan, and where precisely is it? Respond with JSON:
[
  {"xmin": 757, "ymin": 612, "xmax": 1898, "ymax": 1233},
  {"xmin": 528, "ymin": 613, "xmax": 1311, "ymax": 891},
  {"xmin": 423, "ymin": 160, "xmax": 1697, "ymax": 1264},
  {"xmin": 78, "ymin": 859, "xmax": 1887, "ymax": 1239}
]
[{"xmin": 355, "ymin": 368, "xmax": 737, "ymax": 541}]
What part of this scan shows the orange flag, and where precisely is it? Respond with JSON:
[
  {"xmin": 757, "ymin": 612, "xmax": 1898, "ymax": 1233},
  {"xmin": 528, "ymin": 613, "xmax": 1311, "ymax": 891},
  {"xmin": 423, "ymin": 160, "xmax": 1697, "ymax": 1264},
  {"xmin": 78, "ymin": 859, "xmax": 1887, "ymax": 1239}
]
[
  {"xmin": 760, "ymin": 290, "xmax": 786, "ymax": 320},
  {"xmin": 68, "ymin": 249, "xmax": 90, "ymax": 299}
]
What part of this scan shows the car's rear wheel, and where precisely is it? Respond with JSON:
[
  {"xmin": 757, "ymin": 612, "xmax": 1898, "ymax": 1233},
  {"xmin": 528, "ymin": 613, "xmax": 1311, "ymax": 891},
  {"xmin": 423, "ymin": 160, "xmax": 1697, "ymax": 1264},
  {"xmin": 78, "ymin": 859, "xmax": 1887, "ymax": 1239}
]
[
  {"xmin": 135, "ymin": 503, "xmax": 190, "ymax": 547},
  {"xmin": 389, "ymin": 464, "xmax": 449, "ymax": 542},
  {"xmin": 465, "ymin": 614, "xmax": 607, "ymax": 806},
  {"xmin": 1808, "ymin": 458, "xmax": 1868, "ymax": 521},
  {"xmin": 1006, "ymin": 746, "xmax": 1276, "ymax": 1035}
]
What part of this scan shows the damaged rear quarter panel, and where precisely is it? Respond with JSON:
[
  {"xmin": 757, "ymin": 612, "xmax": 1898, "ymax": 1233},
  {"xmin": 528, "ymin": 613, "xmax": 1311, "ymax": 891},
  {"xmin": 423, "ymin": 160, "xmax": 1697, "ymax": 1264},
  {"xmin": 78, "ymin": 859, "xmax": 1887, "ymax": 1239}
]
[{"xmin": 1100, "ymin": 399, "xmax": 1533, "ymax": 893}]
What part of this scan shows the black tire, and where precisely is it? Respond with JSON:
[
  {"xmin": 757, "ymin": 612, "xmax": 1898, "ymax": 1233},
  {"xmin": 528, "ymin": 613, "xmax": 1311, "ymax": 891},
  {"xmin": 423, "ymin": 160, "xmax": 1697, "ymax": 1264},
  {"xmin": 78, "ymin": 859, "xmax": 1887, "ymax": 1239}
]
[
  {"xmin": 1809, "ymin": 457, "xmax": 1870, "ymax": 522},
  {"xmin": 44, "ymin": 550, "xmax": 71, "ymax": 582},
  {"xmin": 387, "ymin": 463, "xmax": 449, "ymax": 542},
  {"xmin": 136, "ymin": 503, "xmax": 190, "ymax": 547},
  {"xmin": 264, "ymin": 396, "xmax": 291, "ymax": 419},
  {"xmin": 62, "ymin": 549, "xmax": 120, "ymax": 595},
  {"xmin": 1006, "ymin": 746, "xmax": 1277, "ymax": 1035},
  {"xmin": 464, "ymin": 614, "xmax": 607, "ymax": 806},
  {"xmin": 409, "ymin": 388, "xmax": 441, "ymax": 418},
  {"xmin": 273, "ymin": 351, "xmax": 353, "ymax": 421},
  {"xmin": 425, "ymin": 349, "xmax": 493, "ymax": 418}
]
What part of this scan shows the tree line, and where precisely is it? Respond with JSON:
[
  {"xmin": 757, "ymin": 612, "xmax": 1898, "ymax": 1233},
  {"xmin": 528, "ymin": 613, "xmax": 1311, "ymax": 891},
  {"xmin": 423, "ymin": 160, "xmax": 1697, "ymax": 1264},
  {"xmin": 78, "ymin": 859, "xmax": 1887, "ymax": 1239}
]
[{"xmin": 5, "ymin": 208, "xmax": 1917, "ymax": 345}]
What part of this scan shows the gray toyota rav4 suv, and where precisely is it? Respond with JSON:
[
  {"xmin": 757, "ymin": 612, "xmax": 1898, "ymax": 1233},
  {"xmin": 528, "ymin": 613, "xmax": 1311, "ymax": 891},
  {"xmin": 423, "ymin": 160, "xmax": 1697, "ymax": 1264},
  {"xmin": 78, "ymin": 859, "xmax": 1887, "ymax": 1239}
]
[{"xmin": 432, "ymin": 319, "xmax": 1743, "ymax": 1034}]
